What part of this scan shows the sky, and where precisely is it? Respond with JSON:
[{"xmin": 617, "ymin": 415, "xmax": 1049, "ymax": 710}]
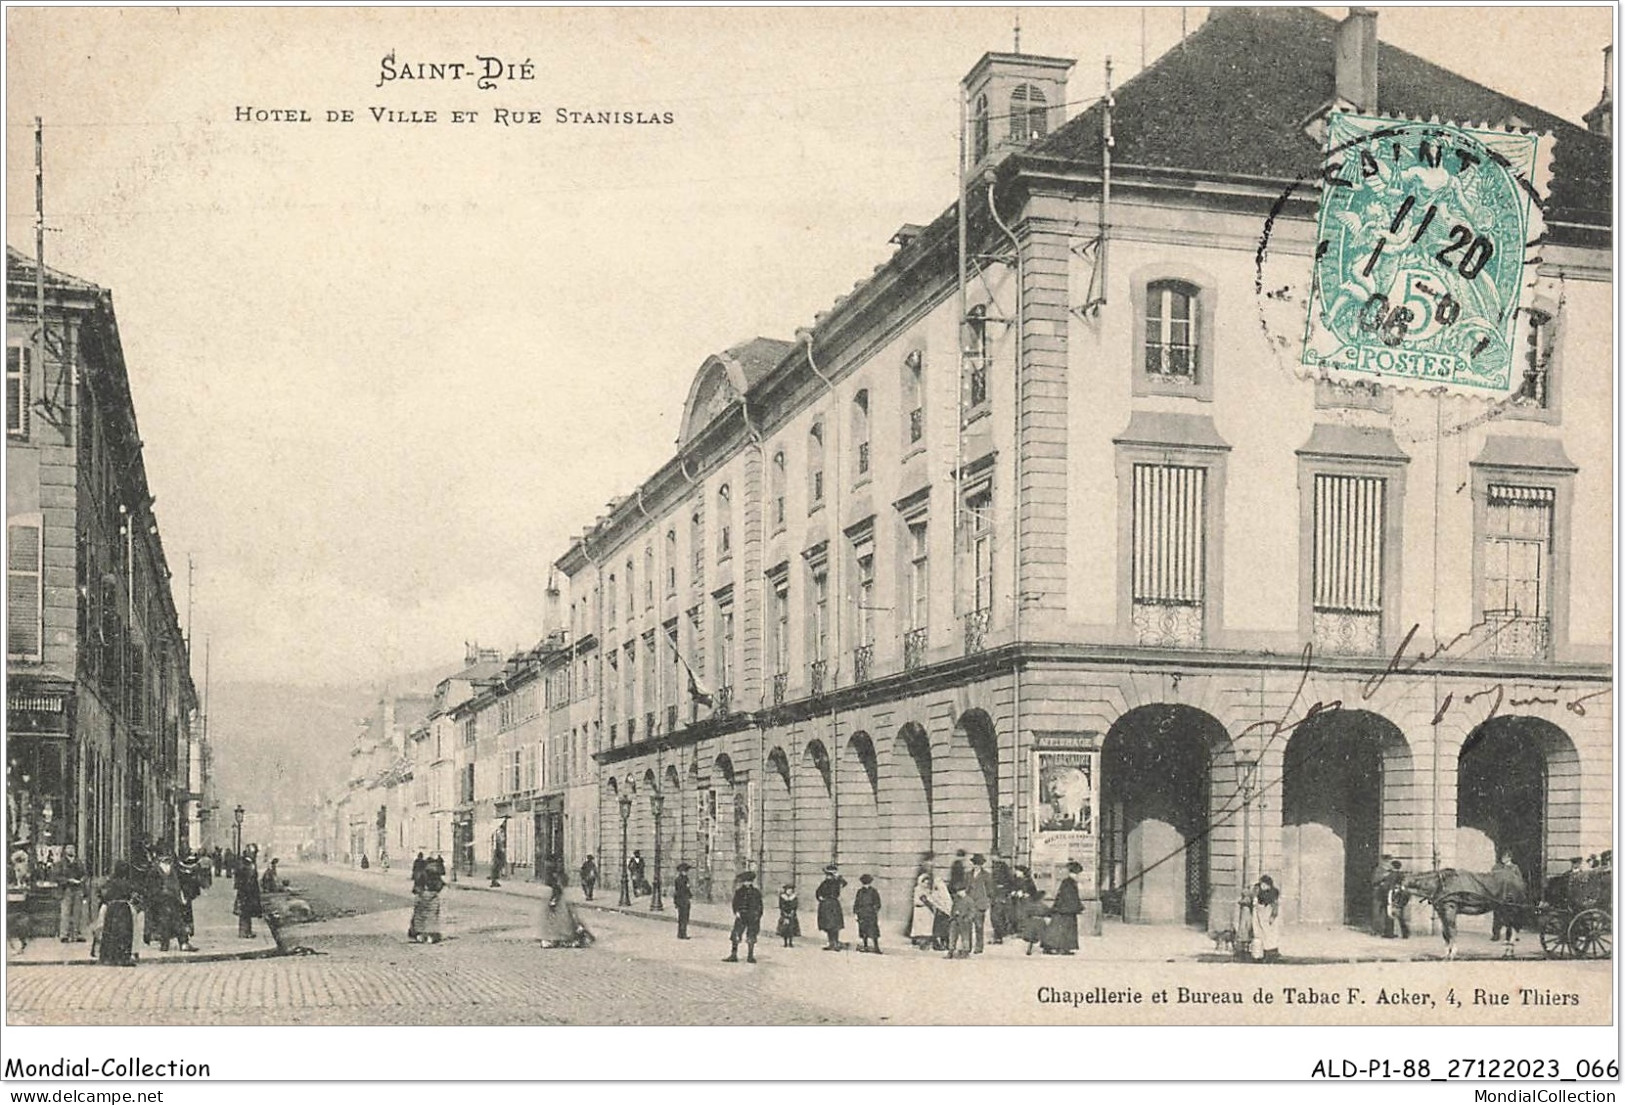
[{"xmin": 4, "ymin": 5, "xmax": 1613, "ymax": 689}]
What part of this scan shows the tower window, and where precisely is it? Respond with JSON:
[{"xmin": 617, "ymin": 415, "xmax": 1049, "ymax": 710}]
[{"xmin": 1010, "ymin": 84, "xmax": 1048, "ymax": 142}]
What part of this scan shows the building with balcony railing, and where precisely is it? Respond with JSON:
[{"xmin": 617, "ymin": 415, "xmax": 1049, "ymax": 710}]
[{"xmin": 551, "ymin": 9, "xmax": 1611, "ymax": 926}]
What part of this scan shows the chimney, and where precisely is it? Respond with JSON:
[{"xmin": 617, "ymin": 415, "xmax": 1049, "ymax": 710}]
[
  {"xmin": 1585, "ymin": 45, "xmax": 1612, "ymax": 137},
  {"xmin": 1335, "ymin": 7, "xmax": 1379, "ymax": 114},
  {"xmin": 543, "ymin": 575, "xmax": 562, "ymax": 636}
]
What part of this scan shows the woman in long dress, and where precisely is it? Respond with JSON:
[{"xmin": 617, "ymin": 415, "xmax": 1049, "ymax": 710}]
[
  {"xmin": 410, "ymin": 856, "xmax": 446, "ymax": 943},
  {"xmin": 1041, "ymin": 861, "xmax": 1084, "ymax": 955},
  {"xmin": 93, "ymin": 862, "xmax": 138, "ymax": 967},
  {"xmin": 907, "ymin": 872, "xmax": 936, "ymax": 949},
  {"xmin": 537, "ymin": 881, "xmax": 594, "ymax": 948},
  {"xmin": 1251, "ymin": 875, "xmax": 1282, "ymax": 962},
  {"xmin": 927, "ymin": 874, "xmax": 954, "ymax": 951}
]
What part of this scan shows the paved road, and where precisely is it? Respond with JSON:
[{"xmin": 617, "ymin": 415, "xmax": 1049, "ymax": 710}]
[
  {"xmin": 9, "ymin": 866, "xmax": 1612, "ymax": 1026},
  {"xmin": 7, "ymin": 867, "xmax": 851, "ymax": 1026}
]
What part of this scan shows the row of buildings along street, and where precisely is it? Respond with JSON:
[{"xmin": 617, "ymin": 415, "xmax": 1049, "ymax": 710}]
[
  {"xmin": 315, "ymin": 5, "xmax": 1614, "ymax": 943},
  {"xmin": 6, "ymin": 244, "xmax": 213, "ymax": 927}
]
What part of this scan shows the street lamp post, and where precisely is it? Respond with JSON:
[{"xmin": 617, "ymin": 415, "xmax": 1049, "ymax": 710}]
[
  {"xmin": 233, "ymin": 804, "xmax": 245, "ymax": 859},
  {"xmin": 617, "ymin": 793, "xmax": 633, "ymax": 907},
  {"xmin": 649, "ymin": 791, "xmax": 666, "ymax": 911}
]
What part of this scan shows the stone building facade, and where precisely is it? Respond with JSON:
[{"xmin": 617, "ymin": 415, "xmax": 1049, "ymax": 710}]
[
  {"xmin": 546, "ymin": 9, "xmax": 1613, "ymax": 931},
  {"xmin": 5, "ymin": 247, "xmax": 201, "ymax": 877}
]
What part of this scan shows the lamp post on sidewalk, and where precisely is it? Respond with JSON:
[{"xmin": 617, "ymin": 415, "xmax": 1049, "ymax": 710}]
[
  {"xmin": 233, "ymin": 804, "xmax": 244, "ymax": 859},
  {"xmin": 618, "ymin": 793, "xmax": 633, "ymax": 907},
  {"xmin": 649, "ymin": 791, "xmax": 666, "ymax": 911}
]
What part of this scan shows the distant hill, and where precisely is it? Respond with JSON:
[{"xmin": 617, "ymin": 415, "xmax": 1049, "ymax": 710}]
[{"xmin": 207, "ymin": 661, "xmax": 460, "ymax": 824}]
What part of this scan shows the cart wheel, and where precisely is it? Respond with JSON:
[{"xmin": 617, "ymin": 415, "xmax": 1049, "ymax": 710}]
[
  {"xmin": 1539, "ymin": 911, "xmax": 1570, "ymax": 959},
  {"xmin": 1568, "ymin": 909, "xmax": 1612, "ymax": 959}
]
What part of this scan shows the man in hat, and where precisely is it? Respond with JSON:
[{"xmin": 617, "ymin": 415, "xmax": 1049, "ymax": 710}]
[
  {"xmin": 673, "ymin": 862, "xmax": 694, "ymax": 939},
  {"xmin": 51, "ymin": 844, "xmax": 87, "ymax": 943},
  {"xmin": 1383, "ymin": 859, "xmax": 1410, "ymax": 939},
  {"xmin": 815, "ymin": 864, "xmax": 847, "ymax": 951},
  {"xmin": 947, "ymin": 849, "xmax": 968, "ymax": 896},
  {"xmin": 628, "ymin": 849, "xmax": 648, "ymax": 896},
  {"xmin": 579, "ymin": 854, "xmax": 598, "ymax": 900},
  {"xmin": 965, "ymin": 853, "xmax": 994, "ymax": 954},
  {"xmin": 989, "ymin": 852, "xmax": 1015, "ymax": 944},
  {"xmin": 853, "ymin": 874, "xmax": 883, "ymax": 954},
  {"xmin": 1370, "ymin": 854, "xmax": 1393, "ymax": 934},
  {"xmin": 724, "ymin": 871, "xmax": 763, "ymax": 963}
]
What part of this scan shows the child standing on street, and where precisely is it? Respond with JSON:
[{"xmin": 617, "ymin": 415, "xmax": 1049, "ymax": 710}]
[
  {"xmin": 776, "ymin": 883, "xmax": 800, "ymax": 947},
  {"xmin": 854, "ymin": 873, "xmax": 883, "ymax": 954}
]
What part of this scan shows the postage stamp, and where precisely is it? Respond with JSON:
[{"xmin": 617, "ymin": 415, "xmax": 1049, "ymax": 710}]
[{"xmin": 1302, "ymin": 113, "xmax": 1550, "ymax": 397}]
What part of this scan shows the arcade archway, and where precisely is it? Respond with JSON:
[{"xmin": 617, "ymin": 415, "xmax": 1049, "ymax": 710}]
[
  {"xmin": 1281, "ymin": 710, "xmax": 1410, "ymax": 927},
  {"xmin": 1458, "ymin": 716, "xmax": 1581, "ymax": 889},
  {"xmin": 1100, "ymin": 704, "xmax": 1227, "ymax": 925}
]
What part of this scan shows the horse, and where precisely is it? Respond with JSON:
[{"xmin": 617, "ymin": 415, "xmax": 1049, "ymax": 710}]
[{"xmin": 1406, "ymin": 867, "xmax": 1529, "ymax": 960}]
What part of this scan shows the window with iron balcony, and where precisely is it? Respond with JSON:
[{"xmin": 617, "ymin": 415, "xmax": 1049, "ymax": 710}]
[
  {"xmin": 1310, "ymin": 472, "xmax": 1387, "ymax": 657},
  {"xmin": 1482, "ymin": 484, "xmax": 1555, "ymax": 660},
  {"xmin": 1133, "ymin": 275, "xmax": 1215, "ymax": 401},
  {"xmin": 964, "ymin": 305, "xmax": 990, "ymax": 412},
  {"xmin": 1130, "ymin": 464, "xmax": 1207, "ymax": 648}
]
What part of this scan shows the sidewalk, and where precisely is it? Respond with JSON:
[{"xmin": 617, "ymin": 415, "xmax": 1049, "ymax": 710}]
[
  {"xmin": 308, "ymin": 860, "xmax": 1508, "ymax": 962},
  {"xmin": 7, "ymin": 877, "xmax": 280, "ymax": 967}
]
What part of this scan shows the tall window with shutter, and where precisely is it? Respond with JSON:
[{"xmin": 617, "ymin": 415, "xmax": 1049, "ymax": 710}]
[
  {"xmin": 717, "ymin": 485, "xmax": 732, "ymax": 558},
  {"xmin": 1312, "ymin": 473, "xmax": 1386, "ymax": 655},
  {"xmin": 771, "ymin": 451, "xmax": 787, "ymax": 531},
  {"xmin": 1131, "ymin": 465, "xmax": 1207, "ymax": 647},
  {"xmin": 1483, "ymin": 484, "xmax": 1554, "ymax": 658},
  {"xmin": 6, "ymin": 345, "xmax": 30, "ymax": 438},
  {"xmin": 808, "ymin": 424, "xmax": 825, "ymax": 508},
  {"xmin": 7, "ymin": 515, "xmax": 42, "ymax": 659}
]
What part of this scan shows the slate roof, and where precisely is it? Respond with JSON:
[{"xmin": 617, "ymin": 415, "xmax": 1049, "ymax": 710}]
[
  {"xmin": 6, "ymin": 245, "xmax": 104, "ymax": 293},
  {"xmin": 1028, "ymin": 6, "xmax": 1610, "ymax": 228},
  {"xmin": 724, "ymin": 337, "xmax": 797, "ymax": 390}
]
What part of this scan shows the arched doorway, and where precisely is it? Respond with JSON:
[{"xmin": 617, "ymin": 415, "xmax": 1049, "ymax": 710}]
[
  {"xmin": 711, "ymin": 754, "xmax": 738, "ymax": 894},
  {"xmin": 660, "ymin": 764, "xmax": 682, "ymax": 893},
  {"xmin": 838, "ymin": 732, "xmax": 880, "ymax": 872},
  {"xmin": 1100, "ymin": 705, "xmax": 1226, "ymax": 925},
  {"xmin": 1458, "ymin": 716, "xmax": 1581, "ymax": 890},
  {"xmin": 1281, "ymin": 710, "xmax": 1410, "ymax": 927},
  {"xmin": 795, "ymin": 740, "xmax": 834, "ymax": 888},
  {"xmin": 884, "ymin": 723, "xmax": 934, "ymax": 892},
  {"xmin": 954, "ymin": 709, "xmax": 1000, "ymax": 853},
  {"xmin": 763, "ymin": 747, "xmax": 794, "ymax": 891}
]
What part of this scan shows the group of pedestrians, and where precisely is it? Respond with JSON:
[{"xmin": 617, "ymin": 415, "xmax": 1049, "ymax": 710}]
[
  {"xmin": 714, "ymin": 850, "xmax": 1085, "ymax": 964},
  {"xmin": 902, "ymin": 851, "xmax": 1085, "ymax": 957}
]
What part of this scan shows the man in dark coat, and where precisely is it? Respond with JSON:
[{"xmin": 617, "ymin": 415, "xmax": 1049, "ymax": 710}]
[
  {"xmin": 724, "ymin": 871, "xmax": 763, "ymax": 963},
  {"xmin": 989, "ymin": 854, "xmax": 1014, "ymax": 944},
  {"xmin": 579, "ymin": 855, "xmax": 598, "ymax": 900},
  {"xmin": 234, "ymin": 856, "xmax": 263, "ymax": 939},
  {"xmin": 673, "ymin": 862, "xmax": 693, "ymax": 939},
  {"xmin": 965, "ymin": 854, "xmax": 994, "ymax": 954},
  {"xmin": 147, "ymin": 854, "xmax": 192, "ymax": 952},
  {"xmin": 489, "ymin": 840, "xmax": 506, "ymax": 887},
  {"xmin": 815, "ymin": 864, "xmax": 847, "ymax": 950},
  {"xmin": 52, "ymin": 845, "xmax": 87, "ymax": 942},
  {"xmin": 1041, "ymin": 861, "xmax": 1084, "ymax": 955},
  {"xmin": 1371, "ymin": 854, "xmax": 1393, "ymax": 933},
  {"xmin": 947, "ymin": 850, "xmax": 968, "ymax": 896},
  {"xmin": 411, "ymin": 852, "xmax": 427, "ymax": 883},
  {"xmin": 628, "ymin": 850, "xmax": 648, "ymax": 896},
  {"xmin": 853, "ymin": 873, "xmax": 883, "ymax": 954}
]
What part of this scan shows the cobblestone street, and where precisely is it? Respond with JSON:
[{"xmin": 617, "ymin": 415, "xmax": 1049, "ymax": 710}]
[
  {"xmin": 7, "ymin": 864, "xmax": 1613, "ymax": 1027},
  {"xmin": 6, "ymin": 867, "xmax": 848, "ymax": 1025}
]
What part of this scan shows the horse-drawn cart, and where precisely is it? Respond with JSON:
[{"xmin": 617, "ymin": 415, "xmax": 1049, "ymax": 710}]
[{"xmin": 1537, "ymin": 862, "xmax": 1612, "ymax": 960}]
